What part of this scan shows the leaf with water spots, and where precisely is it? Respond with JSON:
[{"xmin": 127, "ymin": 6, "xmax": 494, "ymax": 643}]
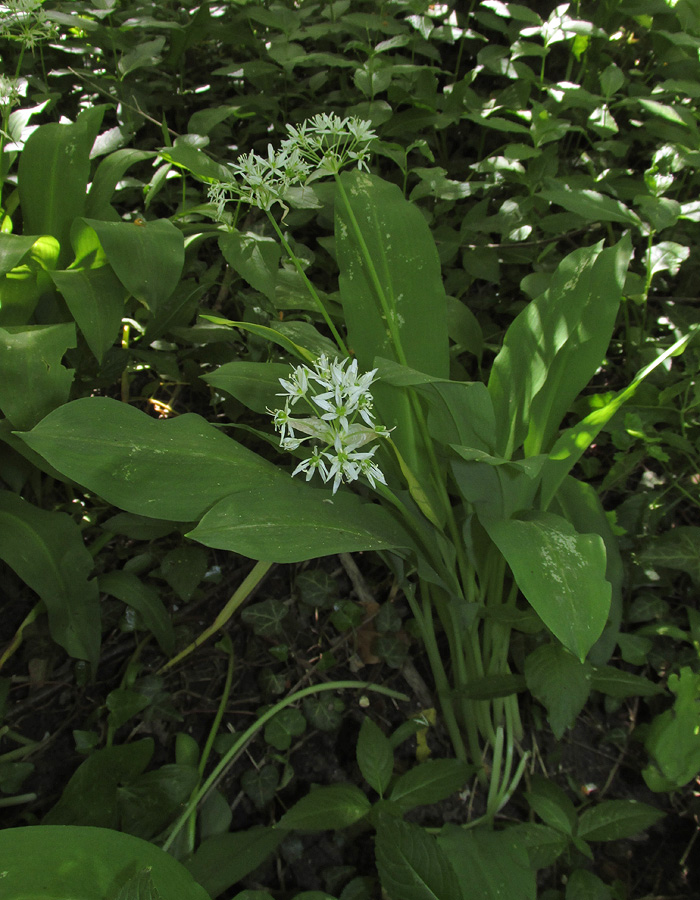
[{"xmin": 485, "ymin": 510, "xmax": 611, "ymax": 661}]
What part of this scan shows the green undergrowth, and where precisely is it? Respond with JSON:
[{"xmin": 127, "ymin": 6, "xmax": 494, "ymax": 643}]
[{"xmin": 0, "ymin": 2, "xmax": 699, "ymax": 899}]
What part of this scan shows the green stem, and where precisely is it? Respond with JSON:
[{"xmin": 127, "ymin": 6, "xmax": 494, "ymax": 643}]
[
  {"xmin": 162, "ymin": 680, "xmax": 408, "ymax": 851},
  {"xmin": 186, "ymin": 636, "xmax": 235, "ymax": 849},
  {"xmin": 158, "ymin": 560, "xmax": 273, "ymax": 673},
  {"xmin": 265, "ymin": 209, "xmax": 348, "ymax": 356}
]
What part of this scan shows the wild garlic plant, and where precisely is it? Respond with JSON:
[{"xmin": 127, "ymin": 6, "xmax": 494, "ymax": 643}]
[{"xmin": 192, "ymin": 111, "xmax": 684, "ymax": 823}]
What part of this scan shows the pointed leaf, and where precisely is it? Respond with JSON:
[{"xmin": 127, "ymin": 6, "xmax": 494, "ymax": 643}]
[
  {"xmin": 19, "ymin": 397, "xmax": 284, "ymax": 522},
  {"xmin": 376, "ymin": 817, "xmax": 463, "ymax": 900},
  {"xmin": 0, "ymin": 490, "xmax": 100, "ymax": 669},
  {"xmin": 485, "ymin": 511, "xmax": 611, "ymax": 661}
]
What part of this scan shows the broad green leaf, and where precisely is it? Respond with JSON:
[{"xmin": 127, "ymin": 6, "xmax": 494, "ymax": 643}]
[
  {"xmin": 18, "ymin": 107, "xmax": 105, "ymax": 266},
  {"xmin": 0, "ymin": 491, "xmax": 100, "ymax": 669},
  {"xmin": 44, "ymin": 740, "xmax": 154, "ymax": 828},
  {"xmin": 524, "ymin": 644, "xmax": 592, "ymax": 739},
  {"xmin": 241, "ymin": 598, "xmax": 288, "ymax": 638},
  {"xmin": 485, "ymin": 511, "xmax": 611, "ymax": 661},
  {"xmin": 20, "ymin": 397, "xmax": 284, "ymax": 522},
  {"xmin": 356, "ymin": 717, "xmax": 394, "ymax": 795},
  {"xmin": 335, "ymin": 170, "xmax": 449, "ymax": 514},
  {"xmin": 0, "ymin": 233, "xmax": 37, "ymax": 275},
  {"xmin": 637, "ymin": 526, "xmax": 700, "ymax": 584},
  {"xmin": 86, "ymin": 148, "xmax": 157, "ymax": 219},
  {"xmin": 0, "ymin": 324, "xmax": 76, "ymax": 430},
  {"xmin": 388, "ymin": 759, "xmax": 472, "ymax": 812},
  {"xmin": 524, "ymin": 775, "xmax": 577, "ymax": 836},
  {"xmin": 577, "ymin": 800, "xmax": 664, "ymax": 841},
  {"xmin": 643, "ymin": 667, "xmax": 700, "ymax": 790},
  {"xmin": 488, "ymin": 237, "xmax": 631, "ymax": 458},
  {"xmin": 436, "ymin": 825, "xmax": 536, "ymax": 900},
  {"xmin": 51, "ymin": 264, "xmax": 126, "ymax": 363},
  {"xmin": 114, "ymin": 868, "xmax": 163, "ymax": 900},
  {"xmin": 99, "ymin": 570, "xmax": 175, "ymax": 655},
  {"xmin": 186, "ymin": 827, "xmax": 284, "ymax": 898},
  {"xmin": 277, "ymin": 783, "xmax": 371, "ymax": 831},
  {"xmin": 219, "ymin": 231, "xmax": 281, "ymax": 300},
  {"xmin": 200, "ymin": 315, "xmax": 316, "ymax": 363},
  {"xmin": 539, "ymin": 186, "xmax": 643, "ymax": 228},
  {"xmin": 83, "ymin": 218, "xmax": 184, "ymax": 314},
  {"xmin": 376, "ymin": 817, "xmax": 463, "ymax": 900},
  {"xmin": 0, "ymin": 825, "xmax": 210, "ymax": 900},
  {"xmin": 188, "ymin": 483, "xmax": 414, "ymax": 563},
  {"xmin": 550, "ymin": 476, "xmax": 623, "ymax": 664},
  {"xmin": 204, "ymin": 361, "xmax": 296, "ymax": 415}
]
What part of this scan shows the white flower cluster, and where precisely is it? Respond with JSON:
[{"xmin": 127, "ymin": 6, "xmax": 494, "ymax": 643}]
[
  {"xmin": 208, "ymin": 113, "xmax": 376, "ymax": 216},
  {"xmin": 0, "ymin": 0, "xmax": 56, "ymax": 49},
  {"xmin": 271, "ymin": 355, "xmax": 390, "ymax": 494}
]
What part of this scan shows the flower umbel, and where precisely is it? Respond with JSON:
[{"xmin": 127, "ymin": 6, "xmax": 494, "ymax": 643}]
[
  {"xmin": 207, "ymin": 114, "xmax": 376, "ymax": 218},
  {"xmin": 271, "ymin": 355, "xmax": 389, "ymax": 494}
]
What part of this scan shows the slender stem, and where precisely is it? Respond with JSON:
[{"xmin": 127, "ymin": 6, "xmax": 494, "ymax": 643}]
[
  {"xmin": 186, "ymin": 636, "xmax": 235, "ymax": 849},
  {"xmin": 265, "ymin": 209, "xmax": 348, "ymax": 356},
  {"xmin": 162, "ymin": 680, "xmax": 409, "ymax": 851},
  {"xmin": 158, "ymin": 560, "xmax": 273, "ymax": 673}
]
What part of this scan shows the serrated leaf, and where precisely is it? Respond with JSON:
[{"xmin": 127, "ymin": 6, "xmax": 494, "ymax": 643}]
[
  {"xmin": 388, "ymin": 759, "xmax": 472, "ymax": 812},
  {"xmin": 277, "ymin": 784, "xmax": 371, "ymax": 831},
  {"xmin": 376, "ymin": 817, "xmax": 463, "ymax": 900},
  {"xmin": 524, "ymin": 775, "xmax": 577, "ymax": 836},
  {"xmin": 525, "ymin": 644, "xmax": 592, "ymax": 738},
  {"xmin": 591, "ymin": 666, "xmax": 663, "ymax": 698},
  {"xmin": 577, "ymin": 800, "xmax": 664, "ymax": 841},
  {"xmin": 356, "ymin": 717, "xmax": 394, "ymax": 795}
]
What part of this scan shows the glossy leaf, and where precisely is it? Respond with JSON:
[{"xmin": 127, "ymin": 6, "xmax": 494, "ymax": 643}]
[
  {"xmin": 51, "ymin": 265, "xmax": 126, "ymax": 363},
  {"xmin": 202, "ymin": 361, "xmax": 290, "ymax": 415},
  {"xmin": 488, "ymin": 237, "xmax": 631, "ymax": 458},
  {"xmin": 219, "ymin": 231, "xmax": 281, "ymax": 300},
  {"xmin": 20, "ymin": 397, "xmax": 284, "ymax": 522},
  {"xmin": 188, "ymin": 483, "xmax": 414, "ymax": 563},
  {"xmin": 83, "ymin": 217, "xmax": 184, "ymax": 314},
  {"xmin": 18, "ymin": 107, "xmax": 105, "ymax": 265},
  {"xmin": 485, "ymin": 511, "xmax": 611, "ymax": 661}
]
